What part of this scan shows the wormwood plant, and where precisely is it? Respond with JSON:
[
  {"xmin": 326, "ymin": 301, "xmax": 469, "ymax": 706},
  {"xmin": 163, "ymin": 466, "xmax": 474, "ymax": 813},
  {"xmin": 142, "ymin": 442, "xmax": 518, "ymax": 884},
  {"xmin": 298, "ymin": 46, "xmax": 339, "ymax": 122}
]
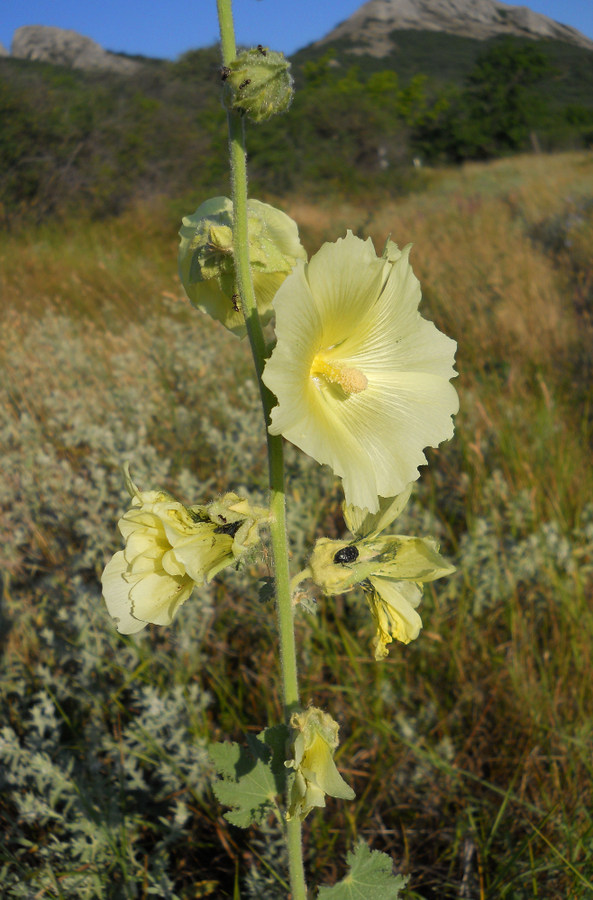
[{"xmin": 101, "ymin": 1, "xmax": 459, "ymax": 895}]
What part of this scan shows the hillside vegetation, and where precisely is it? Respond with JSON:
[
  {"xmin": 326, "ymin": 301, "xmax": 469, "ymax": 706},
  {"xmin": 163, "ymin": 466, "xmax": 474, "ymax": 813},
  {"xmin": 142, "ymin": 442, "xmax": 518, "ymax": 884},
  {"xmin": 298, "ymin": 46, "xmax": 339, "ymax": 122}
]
[
  {"xmin": 1, "ymin": 151, "xmax": 592, "ymax": 897},
  {"xmin": 1, "ymin": 34, "xmax": 593, "ymax": 225}
]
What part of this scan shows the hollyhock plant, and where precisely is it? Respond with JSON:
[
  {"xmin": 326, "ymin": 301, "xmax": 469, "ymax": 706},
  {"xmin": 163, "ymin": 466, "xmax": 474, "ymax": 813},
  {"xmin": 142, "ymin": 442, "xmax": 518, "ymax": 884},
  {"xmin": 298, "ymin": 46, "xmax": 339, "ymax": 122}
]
[{"xmin": 98, "ymin": 0, "xmax": 462, "ymax": 890}]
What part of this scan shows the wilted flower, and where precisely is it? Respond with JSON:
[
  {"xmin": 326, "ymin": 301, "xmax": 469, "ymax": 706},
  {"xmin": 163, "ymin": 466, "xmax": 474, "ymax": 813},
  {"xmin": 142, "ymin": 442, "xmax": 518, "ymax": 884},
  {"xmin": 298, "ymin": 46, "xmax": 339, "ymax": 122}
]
[
  {"xmin": 285, "ymin": 707, "xmax": 355, "ymax": 821},
  {"xmin": 178, "ymin": 197, "xmax": 306, "ymax": 336},
  {"xmin": 363, "ymin": 578, "xmax": 423, "ymax": 659},
  {"xmin": 101, "ymin": 466, "xmax": 268, "ymax": 634},
  {"xmin": 308, "ymin": 488, "xmax": 455, "ymax": 659},
  {"xmin": 262, "ymin": 231, "xmax": 459, "ymax": 513}
]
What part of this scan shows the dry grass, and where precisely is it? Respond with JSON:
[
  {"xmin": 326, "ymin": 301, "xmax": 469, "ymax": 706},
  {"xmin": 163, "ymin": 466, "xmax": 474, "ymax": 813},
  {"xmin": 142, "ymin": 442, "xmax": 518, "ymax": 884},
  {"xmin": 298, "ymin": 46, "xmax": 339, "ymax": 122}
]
[{"xmin": 1, "ymin": 151, "xmax": 593, "ymax": 898}]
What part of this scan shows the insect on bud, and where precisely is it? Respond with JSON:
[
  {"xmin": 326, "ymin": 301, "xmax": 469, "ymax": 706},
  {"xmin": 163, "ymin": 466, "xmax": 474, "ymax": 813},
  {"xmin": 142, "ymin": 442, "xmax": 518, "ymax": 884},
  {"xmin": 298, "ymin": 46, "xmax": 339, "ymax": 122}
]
[{"xmin": 223, "ymin": 47, "xmax": 293, "ymax": 123}]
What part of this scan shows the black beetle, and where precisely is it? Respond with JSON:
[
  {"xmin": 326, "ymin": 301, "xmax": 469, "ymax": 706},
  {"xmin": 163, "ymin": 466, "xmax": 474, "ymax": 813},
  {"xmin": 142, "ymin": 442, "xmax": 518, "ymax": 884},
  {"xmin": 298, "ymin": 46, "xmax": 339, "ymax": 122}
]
[{"xmin": 333, "ymin": 545, "xmax": 359, "ymax": 565}]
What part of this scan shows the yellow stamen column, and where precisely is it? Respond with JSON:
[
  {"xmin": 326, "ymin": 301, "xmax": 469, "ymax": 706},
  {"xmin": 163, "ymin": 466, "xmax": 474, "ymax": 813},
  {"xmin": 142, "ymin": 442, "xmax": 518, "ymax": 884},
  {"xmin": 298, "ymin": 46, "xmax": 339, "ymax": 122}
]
[{"xmin": 310, "ymin": 356, "xmax": 369, "ymax": 394}]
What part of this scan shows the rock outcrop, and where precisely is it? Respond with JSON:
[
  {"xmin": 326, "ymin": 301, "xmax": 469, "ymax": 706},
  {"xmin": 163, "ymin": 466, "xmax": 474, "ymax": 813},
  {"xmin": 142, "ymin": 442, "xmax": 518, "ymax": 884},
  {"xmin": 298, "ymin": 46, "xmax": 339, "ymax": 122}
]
[
  {"xmin": 317, "ymin": 0, "xmax": 593, "ymax": 57},
  {"xmin": 11, "ymin": 25, "xmax": 141, "ymax": 73}
]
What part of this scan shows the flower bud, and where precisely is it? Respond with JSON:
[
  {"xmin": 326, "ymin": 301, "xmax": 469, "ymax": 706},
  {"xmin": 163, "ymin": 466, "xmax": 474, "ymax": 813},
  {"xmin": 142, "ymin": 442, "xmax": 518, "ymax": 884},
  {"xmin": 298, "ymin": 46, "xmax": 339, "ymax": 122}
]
[{"xmin": 223, "ymin": 47, "xmax": 293, "ymax": 123}]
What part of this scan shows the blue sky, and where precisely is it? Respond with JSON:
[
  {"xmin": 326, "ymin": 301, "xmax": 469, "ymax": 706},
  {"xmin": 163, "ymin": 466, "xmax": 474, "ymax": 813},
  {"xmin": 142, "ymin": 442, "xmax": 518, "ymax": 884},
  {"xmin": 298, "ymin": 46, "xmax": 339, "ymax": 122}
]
[{"xmin": 1, "ymin": 0, "xmax": 592, "ymax": 59}]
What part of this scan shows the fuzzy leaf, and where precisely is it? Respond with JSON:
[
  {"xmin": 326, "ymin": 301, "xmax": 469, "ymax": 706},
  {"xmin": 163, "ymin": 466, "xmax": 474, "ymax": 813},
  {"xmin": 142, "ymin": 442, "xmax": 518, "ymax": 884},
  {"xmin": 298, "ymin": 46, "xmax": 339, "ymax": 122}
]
[
  {"xmin": 316, "ymin": 842, "xmax": 409, "ymax": 899},
  {"xmin": 209, "ymin": 725, "xmax": 289, "ymax": 828},
  {"xmin": 258, "ymin": 576, "xmax": 276, "ymax": 603}
]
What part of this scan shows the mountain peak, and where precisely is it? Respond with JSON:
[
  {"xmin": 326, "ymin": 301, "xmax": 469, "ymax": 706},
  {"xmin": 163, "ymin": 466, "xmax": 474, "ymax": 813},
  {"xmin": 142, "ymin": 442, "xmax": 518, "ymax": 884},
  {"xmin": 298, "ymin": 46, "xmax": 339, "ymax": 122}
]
[
  {"xmin": 10, "ymin": 25, "xmax": 142, "ymax": 73},
  {"xmin": 316, "ymin": 0, "xmax": 593, "ymax": 56}
]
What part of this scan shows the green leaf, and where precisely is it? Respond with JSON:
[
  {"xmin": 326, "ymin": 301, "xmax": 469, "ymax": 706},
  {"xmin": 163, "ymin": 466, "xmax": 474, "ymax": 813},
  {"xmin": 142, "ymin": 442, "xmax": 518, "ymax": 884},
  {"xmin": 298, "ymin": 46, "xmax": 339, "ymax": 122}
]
[
  {"xmin": 258, "ymin": 576, "xmax": 276, "ymax": 604},
  {"xmin": 209, "ymin": 725, "xmax": 289, "ymax": 828},
  {"xmin": 316, "ymin": 842, "xmax": 409, "ymax": 899}
]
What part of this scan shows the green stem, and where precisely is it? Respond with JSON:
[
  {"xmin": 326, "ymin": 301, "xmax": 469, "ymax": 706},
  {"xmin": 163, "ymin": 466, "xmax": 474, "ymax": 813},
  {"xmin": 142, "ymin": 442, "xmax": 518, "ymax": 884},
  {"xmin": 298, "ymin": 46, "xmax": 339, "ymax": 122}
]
[
  {"xmin": 290, "ymin": 568, "xmax": 312, "ymax": 595},
  {"xmin": 216, "ymin": 1, "xmax": 306, "ymax": 897}
]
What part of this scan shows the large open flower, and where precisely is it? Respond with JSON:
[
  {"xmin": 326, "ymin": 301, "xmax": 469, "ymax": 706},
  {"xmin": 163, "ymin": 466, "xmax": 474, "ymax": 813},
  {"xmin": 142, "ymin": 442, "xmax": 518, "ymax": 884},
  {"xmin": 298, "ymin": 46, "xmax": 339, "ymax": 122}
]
[
  {"xmin": 101, "ymin": 468, "xmax": 268, "ymax": 634},
  {"xmin": 262, "ymin": 232, "xmax": 459, "ymax": 513}
]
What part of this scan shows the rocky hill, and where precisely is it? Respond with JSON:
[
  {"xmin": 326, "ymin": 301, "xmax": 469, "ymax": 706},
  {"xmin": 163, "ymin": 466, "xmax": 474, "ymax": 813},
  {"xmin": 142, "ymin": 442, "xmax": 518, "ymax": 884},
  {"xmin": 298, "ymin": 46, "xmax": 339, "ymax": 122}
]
[
  {"xmin": 1, "ymin": 11, "xmax": 592, "ymax": 226},
  {"xmin": 9, "ymin": 25, "xmax": 141, "ymax": 73},
  {"xmin": 317, "ymin": 0, "xmax": 593, "ymax": 57}
]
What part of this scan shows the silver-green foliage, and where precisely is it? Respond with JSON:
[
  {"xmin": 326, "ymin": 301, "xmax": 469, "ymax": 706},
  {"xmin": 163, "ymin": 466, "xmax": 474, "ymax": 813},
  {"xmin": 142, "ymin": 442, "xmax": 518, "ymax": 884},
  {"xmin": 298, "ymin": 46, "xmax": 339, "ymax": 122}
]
[
  {"xmin": 448, "ymin": 471, "xmax": 593, "ymax": 615},
  {"xmin": 0, "ymin": 302, "xmax": 334, "ymax": 896},
  {"xmin": 2, "ymin": 304, "xmax": 592, "ymax": 895},
  {"xmin": 0, "ymin": 578, "xmax": 213, "ymax": 898}
]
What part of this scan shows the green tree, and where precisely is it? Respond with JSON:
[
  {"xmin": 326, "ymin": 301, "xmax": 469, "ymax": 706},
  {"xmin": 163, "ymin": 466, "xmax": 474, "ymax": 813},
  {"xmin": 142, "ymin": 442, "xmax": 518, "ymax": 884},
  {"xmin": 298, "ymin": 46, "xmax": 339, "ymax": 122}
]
[
  {"xmin": 0, "ymin": 77, "xmax": 58, "ymax": 222},
  {"xmin": 461, "ymin": 40, "xmax": 551, "ymax": 157}
]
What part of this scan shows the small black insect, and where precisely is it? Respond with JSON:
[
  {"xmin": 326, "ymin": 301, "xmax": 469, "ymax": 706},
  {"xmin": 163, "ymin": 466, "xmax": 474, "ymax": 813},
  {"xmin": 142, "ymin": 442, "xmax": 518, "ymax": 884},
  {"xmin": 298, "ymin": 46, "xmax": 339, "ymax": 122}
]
[
  {"xmin": 239, "ymin": 78, "xmax": 251, "ymax": 90},
  {"xmin": 215, "ymin": 520, "xmax": 242, "ymax": 538},
  {"xmin": 231, "ymin": 292, "xmax": 240, "ymax": 312},
  {"xmin": 333, "ymin": 545, "xmax": 359, "ymax": 565},
  {"xmin": 220, "ymin": 66, "xmax": 231, "ymax": 81},
  {"xmin": 257, "ymin": 44, "xmax": 267, "ymax": 56}
]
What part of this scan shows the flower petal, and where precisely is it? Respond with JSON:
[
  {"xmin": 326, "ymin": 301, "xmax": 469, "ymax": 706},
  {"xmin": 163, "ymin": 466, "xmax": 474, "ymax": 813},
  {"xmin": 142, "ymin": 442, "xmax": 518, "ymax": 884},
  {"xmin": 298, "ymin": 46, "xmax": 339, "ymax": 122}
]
[
  {"xmin": 300, "ymin": 734, "xmax": 355, "ymax": 800},
  {"xmin": 305, "ymin": 232, "xmax": 387, "ymax": 343},
  {"xmin": 129, "ymin": 571, "xmax": 194, "ymax": 626},
  {"xmin": 101, "ymin": 551, "xmax": 147, "ymax": 634},
  {"xmin": 286, "ymin": 707, "xmax": 355, "ymax": 820},
  {"xmin": 367, "ymin": 576, "xmax": 423, "ymax": 657},
  {"xmin": 172, "ymin": 532, "xmax": 233, "ymax": 582},
  {"xmin": 369, "ymin": 535, "xmax": 456, "ymax": 581}
]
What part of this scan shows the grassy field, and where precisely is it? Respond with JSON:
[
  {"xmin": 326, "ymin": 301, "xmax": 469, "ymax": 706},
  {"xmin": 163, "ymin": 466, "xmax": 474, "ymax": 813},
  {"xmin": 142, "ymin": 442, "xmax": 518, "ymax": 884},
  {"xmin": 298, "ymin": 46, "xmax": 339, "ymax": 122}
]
[{"xmin": 1, "ymin": 151, "xmax": 593, "ymax": 898}]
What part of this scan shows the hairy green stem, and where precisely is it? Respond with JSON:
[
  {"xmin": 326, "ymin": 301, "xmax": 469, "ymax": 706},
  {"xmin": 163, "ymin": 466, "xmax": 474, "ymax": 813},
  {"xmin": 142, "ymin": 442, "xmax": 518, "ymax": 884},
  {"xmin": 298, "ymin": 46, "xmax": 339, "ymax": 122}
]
[
  {"xmin": 290, "ymin": 568, "xmax": 312, "ymax": 595},
  {"xmin": 216, "ymin": 1, "xmax": 306, "ymax": 897}
]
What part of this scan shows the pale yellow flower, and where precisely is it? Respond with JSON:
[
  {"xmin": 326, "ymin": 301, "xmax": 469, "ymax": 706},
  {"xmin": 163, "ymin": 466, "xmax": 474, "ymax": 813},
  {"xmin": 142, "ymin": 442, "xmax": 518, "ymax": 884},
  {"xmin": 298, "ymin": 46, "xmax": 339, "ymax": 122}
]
[
  {"xmin": 308, "ymin": 488, "xmax": 455, "ymax": 659},
  {"xmin": 262, "ymin": 232, "xmax": 459, "ymax": 513},
  {"xmin": 178, "ymin": 197, "xmax": 306, "ymax": 336},
  {"xmin": 101, "ymin": 468, "xmax": 267, "ymax": 634},
  {"xmin": 285, "ymin": 707, "xmax": 355, "ymax": 821}
]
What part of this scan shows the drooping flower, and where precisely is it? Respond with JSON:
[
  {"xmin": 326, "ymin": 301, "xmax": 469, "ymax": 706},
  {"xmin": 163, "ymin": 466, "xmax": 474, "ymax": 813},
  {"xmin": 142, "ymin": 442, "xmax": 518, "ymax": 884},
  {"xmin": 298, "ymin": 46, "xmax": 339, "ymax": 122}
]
[
  {"xmin": 262, "ymin": 231, "xmax": 459, "ymax": 513},
  {"xmin": 285, "ymin": 707, "xmax": 355, "ymax": 821},
  {"xmin": 307, "ymin": 488, "xmax": 455, "ymax": 659},
  {"xmin": 178, "ymin": 197, "xmax": 306, "ymax": 336},
  {"xmin": 363, "ymin": 578, "xmax": 424, "ymax": 659},
  {"xmin": 101, "ymin": 467, "xmax": 268, "ymax": 634}
]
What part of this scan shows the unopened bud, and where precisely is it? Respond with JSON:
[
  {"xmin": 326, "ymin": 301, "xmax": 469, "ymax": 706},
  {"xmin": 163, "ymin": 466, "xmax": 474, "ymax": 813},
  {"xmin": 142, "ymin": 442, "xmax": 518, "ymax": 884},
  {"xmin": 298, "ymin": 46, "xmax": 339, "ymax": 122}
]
[{"xmin": 223, "ymin": 47, "xmax": 293, "ymax": 123}]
